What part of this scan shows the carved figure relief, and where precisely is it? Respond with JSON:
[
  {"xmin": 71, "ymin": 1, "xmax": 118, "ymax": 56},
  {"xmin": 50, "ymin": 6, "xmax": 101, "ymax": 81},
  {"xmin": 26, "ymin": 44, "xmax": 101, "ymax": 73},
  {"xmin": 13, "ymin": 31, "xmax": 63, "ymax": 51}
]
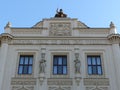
[
  {"xmin": 49, "ymin": 23, "xmax": 71, "ymax": 36},
  {"xmin": 74, "ymin": 53, "xmax": 81, "ymax": 73},
  {"xmin": 39, "ymin": 53, "xmax": 46, "ymax": 73},
  {"xmin": 39, "ymin": 59, "xmax": 46, "ymax": 73}
]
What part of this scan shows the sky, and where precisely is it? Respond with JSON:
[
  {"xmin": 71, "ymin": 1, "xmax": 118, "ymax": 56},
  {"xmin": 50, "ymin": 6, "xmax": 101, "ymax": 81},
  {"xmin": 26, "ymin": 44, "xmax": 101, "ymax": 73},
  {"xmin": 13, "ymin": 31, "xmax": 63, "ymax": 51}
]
[{"xmin": 0, "ymin": 0, "xmax": 120, "ymax": 34}]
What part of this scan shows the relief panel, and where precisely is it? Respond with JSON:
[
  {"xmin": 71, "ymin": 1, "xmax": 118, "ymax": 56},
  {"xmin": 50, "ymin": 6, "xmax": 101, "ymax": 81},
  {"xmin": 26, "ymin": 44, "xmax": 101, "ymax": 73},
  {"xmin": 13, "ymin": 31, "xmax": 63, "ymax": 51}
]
[{"xmin": 49, "ymin": 23, "xmax": 71, "ymax": 36}]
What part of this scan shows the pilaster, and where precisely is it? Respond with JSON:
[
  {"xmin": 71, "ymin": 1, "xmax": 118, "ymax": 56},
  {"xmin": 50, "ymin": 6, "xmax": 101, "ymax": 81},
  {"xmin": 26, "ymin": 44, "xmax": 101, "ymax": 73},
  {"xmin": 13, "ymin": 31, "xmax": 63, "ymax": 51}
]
[
  {"xmin": 108, "ymin": 34, "xmax": 120, "ymax": 90},
  {"xmin": 0, "ymin": 33, "xmax": 13, "ymax": 90}
]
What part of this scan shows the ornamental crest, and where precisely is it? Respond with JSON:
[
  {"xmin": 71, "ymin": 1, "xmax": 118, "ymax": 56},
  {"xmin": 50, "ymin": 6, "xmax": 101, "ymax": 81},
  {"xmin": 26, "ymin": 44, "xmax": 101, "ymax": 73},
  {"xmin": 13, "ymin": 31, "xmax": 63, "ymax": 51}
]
[{"xmin": 49, "ymin": 23, "xmax": 71, "ymax": 36}]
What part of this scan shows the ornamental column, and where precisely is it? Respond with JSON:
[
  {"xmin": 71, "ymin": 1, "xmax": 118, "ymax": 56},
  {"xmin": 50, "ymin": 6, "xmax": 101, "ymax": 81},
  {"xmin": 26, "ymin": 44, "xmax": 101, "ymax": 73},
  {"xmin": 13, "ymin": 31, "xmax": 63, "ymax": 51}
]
[
  {"xmin": 0, "ymin": 33, "xmax": 13, "ymax": 90},
  {"xmin": 108, "ymin": 22, "xmax": 120, "ymax": 90}
]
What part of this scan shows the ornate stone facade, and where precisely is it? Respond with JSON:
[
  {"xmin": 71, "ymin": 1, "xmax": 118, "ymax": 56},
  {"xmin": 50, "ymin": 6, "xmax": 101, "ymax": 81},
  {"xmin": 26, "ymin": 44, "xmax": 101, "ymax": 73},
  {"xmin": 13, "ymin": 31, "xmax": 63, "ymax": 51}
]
[{"xmin": 0, "ymin": 14, "xmax": 120, "ymax": 90}]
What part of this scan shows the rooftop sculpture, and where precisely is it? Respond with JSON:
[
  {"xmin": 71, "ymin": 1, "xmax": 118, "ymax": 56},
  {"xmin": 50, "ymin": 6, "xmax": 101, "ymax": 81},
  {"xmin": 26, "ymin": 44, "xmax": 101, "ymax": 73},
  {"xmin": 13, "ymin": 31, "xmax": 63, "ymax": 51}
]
[{"xmin": 55, "ymin": 9, "xmax": 67, "ymax": 18}]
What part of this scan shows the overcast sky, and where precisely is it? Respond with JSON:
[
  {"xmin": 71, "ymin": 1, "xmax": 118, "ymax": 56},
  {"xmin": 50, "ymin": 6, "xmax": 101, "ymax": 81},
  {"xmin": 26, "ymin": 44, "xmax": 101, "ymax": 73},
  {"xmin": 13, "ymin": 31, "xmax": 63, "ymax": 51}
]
[{"xmin": 0, "ymin": 0, "xmax": 120, "ymax": 34}]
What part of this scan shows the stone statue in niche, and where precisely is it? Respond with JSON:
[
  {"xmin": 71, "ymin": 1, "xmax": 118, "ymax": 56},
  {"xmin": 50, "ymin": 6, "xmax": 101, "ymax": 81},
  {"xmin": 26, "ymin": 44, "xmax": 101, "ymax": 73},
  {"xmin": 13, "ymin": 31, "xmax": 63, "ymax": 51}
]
[
  {"xmin": 74, "ymin": 53, "xmax": 81, "ymax": 73},
  {"xmin": 39, "ymin": 53, "xmax": 46, "ymax": 73}
]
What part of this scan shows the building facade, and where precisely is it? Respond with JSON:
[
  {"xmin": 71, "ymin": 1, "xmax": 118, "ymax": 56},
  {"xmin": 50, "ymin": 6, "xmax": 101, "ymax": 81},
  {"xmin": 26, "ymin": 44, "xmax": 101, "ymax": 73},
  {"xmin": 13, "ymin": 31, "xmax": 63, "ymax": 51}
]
[{"xmin": 0, "ymin": 10, "xmax": 120, "ymax": 90}]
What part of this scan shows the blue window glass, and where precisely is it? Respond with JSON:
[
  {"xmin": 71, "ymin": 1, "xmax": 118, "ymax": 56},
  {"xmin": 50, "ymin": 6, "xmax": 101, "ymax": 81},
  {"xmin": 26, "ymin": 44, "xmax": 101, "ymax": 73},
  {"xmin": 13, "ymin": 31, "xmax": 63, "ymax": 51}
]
[
  {"xmin": 63, "ymin": 66, "xmax": 67, "ymax": 74},
  {"xmin": 53, "ymin": 55, "xmax": 67, "ymax": 75},
  {"xmin": 25, "ymin": 57, "xmax": 29, "ymax": 64},
  {"xmin": 97, "ymin": 57, "xmax": 101, "ymax": 65},
  {"xmin": 88, "ymin": 66, "xmax": 92, "ymax": 75},
  {"xmin": 28, "ymin": 66, "xmax": 32, "ymax": 74},
  {"xmin": 18, "ymin": 66, "xmax": 23, "ymax": 74},
  {"xmin": 53, "ymin": 66, "xmax": 57, "ymax": 74},
  {"xmin": 20, "ymin": 57, "xmax": 24, "ymax": 64},
  {"xmin": 87, "ymin": 56, "xmax": 102, "ymax": 75},
  {"xmin": 87, "ymin": 57, "xmax": 92, "ymax": 65},
  {"xmin": 98, "ymin": 66, "xmax": 102, "ymax": 74},
  {"xmin": 29, "ymin": 57, "xmax": 33, "ymax": 64},
  {"xmin": 18, "ymin": 55, "xmax": 33, "ymax": 74},
  {"xmin": 58, "ymin": 57, "xmax": 62, "ymax": 65}
]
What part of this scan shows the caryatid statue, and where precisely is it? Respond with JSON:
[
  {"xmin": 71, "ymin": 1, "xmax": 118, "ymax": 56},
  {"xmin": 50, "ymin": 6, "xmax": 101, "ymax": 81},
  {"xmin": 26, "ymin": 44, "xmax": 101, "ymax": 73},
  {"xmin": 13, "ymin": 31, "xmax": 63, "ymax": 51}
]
[
  {"xmin": 74, "ymin": 54, "xmax": 81, "ymax": 73},
  {"xmin": 39, "ymin": 59, "xmax": 46, "ymax": 73}
]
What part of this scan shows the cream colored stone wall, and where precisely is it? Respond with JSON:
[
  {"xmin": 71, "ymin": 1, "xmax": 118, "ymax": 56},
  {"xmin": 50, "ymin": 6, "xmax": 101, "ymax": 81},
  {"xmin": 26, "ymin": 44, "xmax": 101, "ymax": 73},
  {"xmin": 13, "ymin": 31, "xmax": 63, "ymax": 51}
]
[{"xmin": 0, "ymin": 17, "xmax": 120, "ymax": 90}]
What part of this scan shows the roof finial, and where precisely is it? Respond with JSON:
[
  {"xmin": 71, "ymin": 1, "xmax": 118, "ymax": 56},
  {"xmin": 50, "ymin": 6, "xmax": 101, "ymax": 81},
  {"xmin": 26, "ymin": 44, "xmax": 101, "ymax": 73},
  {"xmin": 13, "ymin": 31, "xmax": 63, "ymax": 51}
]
[
  {"xmin": 110, "ymin": 21, "xmax": 115, "ymax": 28},
  {"xmin": 109, "ymin": 21, "xmax": 117, "ymax": 34},
  {"xmin": 5, "ymin": 22, "xmax": 11, "ymax": 28}
]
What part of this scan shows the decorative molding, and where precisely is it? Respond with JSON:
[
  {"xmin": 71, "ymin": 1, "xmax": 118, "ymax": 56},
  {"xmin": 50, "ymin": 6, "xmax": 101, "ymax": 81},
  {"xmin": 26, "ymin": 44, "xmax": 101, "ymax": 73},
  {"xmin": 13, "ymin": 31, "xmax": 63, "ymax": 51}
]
[
  {"xmin": 86, "ymin": 87, "xmax": 108, "ymax": 90},
  {"xmin": 38, "ymin": 73, "xmax": 45, "ymax": 85},
  {"xmin": 50, "ymin": 52, "xmax": 70, "ymax": 78},
  {"xmin": 0, "ymin": 33, "xmax": 13, "ymax": 43},
  {"xmin": 49, "ymin": 23, "xmax": 71, "ymax": 36},
  {"xmin": 84, "ymin": 52, "xmax": 106, "ymax": 78},
  {"xmin": 15, "ymin": 52, "xmax": 36, "ymax": 78},
  {"xmin": 11, "ymin": 28, "xmax": 47, "ymax": 35},
  {"xmin": 10, "ymin": 39, "xmax": 110, "ymax": 45},
  {"xmin": 107, "ymin": 34, "xmax": 120, "ymax": 44},
  {"xmin": 12, "ymin": 86, "xmax": 34, "ymax": 90},
  {"xmin": 84, "ymin": 78, "xmax": 109, "ymax": 86},
  {"xmin": 47, "ymin": 78, "xmax": 72, "ymax": 85},
  {"xmin": 73, "ymin": 28, "xmax": 109, "ymax": 35},
  {"xmin": 49, "ymin": 86, "xmax": 71, "ymax": 90},
  {"xmin": 75, "ymin": 76, "xmax": 82, "ymax": 86},
  {"xmin": 11, "ymin": 77, "xmax": 36, "ymax": 85}
]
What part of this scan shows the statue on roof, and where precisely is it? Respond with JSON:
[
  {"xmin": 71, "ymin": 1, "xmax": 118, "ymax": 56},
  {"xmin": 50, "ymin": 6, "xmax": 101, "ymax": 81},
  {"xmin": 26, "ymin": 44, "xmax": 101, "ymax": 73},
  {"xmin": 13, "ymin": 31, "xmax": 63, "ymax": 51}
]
[{"xmin": 55, "ymin": 9, "xmax": 67, "ymax": 18}]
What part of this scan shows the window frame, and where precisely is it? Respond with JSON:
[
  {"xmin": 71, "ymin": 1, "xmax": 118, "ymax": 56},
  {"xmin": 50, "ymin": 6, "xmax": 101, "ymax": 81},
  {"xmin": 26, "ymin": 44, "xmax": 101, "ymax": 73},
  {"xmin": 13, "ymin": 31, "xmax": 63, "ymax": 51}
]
[
  {"xmin": 87, "ymin": 55, "xmax": 103, "ymax": 75},
  {"xmin": 51, "ymin": 52, "xmax": 70, "ymax": 78},
  {"xmin": 85, "ymin": 53, "xmax": 105, "ymax": 78},
  {"xmin": 18, "ymin": 55, "xmax": 33, "ymax": 75},
  {"xmin": 15, "ymin": 52, "xmax": 35, "ymax": 77},
  {"xmin": 53, "ymin": 55, "xmax": 67, "ymax": 75}
]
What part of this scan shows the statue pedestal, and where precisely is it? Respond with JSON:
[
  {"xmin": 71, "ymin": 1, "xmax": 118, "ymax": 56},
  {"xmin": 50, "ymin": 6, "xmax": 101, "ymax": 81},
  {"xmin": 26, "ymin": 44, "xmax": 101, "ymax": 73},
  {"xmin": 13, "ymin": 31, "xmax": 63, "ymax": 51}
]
[
  {"xmin": 38, "ymin": 73, "xmax": 45, "ymax": 85},
  {"xmin": 75, "ymin": 73, "xmax": 81, "ymax": 86}
]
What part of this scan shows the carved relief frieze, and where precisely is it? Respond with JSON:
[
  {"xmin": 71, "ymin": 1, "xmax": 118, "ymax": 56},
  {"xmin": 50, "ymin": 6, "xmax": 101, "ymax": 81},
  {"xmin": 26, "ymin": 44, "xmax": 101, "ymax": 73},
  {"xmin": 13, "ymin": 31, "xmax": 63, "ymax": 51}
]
[
  {"xmin": 84, "ymin": 78, "xmax": 109, "ymax": 86},
  {"xmin": 10, "ymin": 39, "xmax": 110, "ymax": 45},
  {"xmin": 12, "ymin": 86, "xmax": 34, "ymax": 90},
  {"xmin": 86, "ymin": 87, "xmax": 108, "ymax": 90},
  {"xmin": 49, "ymin": 23, "xmax": 71, "ymax": 36},
  {"xmin": 11, "ymin": 78, "xmax": 36, "ymax": 85},
  {"xmin": 11, "ymin": 28, "xmax": 47, "ymax": 35},
  {"xmin": 49, "ymin": 86, "xmax": 71, "ymax": 90},
  {"xmin": 47, "ymin": 78, "xmax": 72, "ymax": 85}
]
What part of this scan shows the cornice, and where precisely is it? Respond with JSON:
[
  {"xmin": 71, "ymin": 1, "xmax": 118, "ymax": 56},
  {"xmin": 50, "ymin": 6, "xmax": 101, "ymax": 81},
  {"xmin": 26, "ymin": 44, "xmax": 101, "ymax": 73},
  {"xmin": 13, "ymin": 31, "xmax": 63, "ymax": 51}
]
[
  {"xmin": 11, "ymin": 27, "xmax": 48, "ymax": 29},
  {"xmin": 1, "ymin": 33, "xmax": 13, "ymax": 43},
  {"xmin": 107, "ymin": 34, "xmax": 120, "ymax": 44},
  {"xmin": 73, "ymin": 27, "xmax": 110, "ymax": 30}
]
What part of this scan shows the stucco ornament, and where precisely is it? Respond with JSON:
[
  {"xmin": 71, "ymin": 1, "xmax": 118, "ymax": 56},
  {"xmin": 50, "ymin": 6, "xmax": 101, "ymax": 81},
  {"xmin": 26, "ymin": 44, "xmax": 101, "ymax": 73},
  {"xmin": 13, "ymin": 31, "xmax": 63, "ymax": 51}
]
[
  {"xmin": 74, "ymin": 53, "xmax": 81, "ymax": 73},
  {"xmin": 39, "ymin": 59, "xmax": 46, "ymax": 73}
]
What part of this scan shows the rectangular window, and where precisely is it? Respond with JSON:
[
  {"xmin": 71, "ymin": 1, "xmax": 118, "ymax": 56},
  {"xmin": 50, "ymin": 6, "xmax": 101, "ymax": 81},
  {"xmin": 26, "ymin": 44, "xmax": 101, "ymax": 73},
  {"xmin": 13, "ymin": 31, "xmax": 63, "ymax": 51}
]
[
  {"xmin": 87, "ymin": 55, "xmax": 102, "ymax": 75},
  {"xmin": 53, "ymin": 55, "xmax": 67, "ymax": 75},
  {"xmin": 18, "ymin": 55, "xmax": 33, "ymax": 74}
]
